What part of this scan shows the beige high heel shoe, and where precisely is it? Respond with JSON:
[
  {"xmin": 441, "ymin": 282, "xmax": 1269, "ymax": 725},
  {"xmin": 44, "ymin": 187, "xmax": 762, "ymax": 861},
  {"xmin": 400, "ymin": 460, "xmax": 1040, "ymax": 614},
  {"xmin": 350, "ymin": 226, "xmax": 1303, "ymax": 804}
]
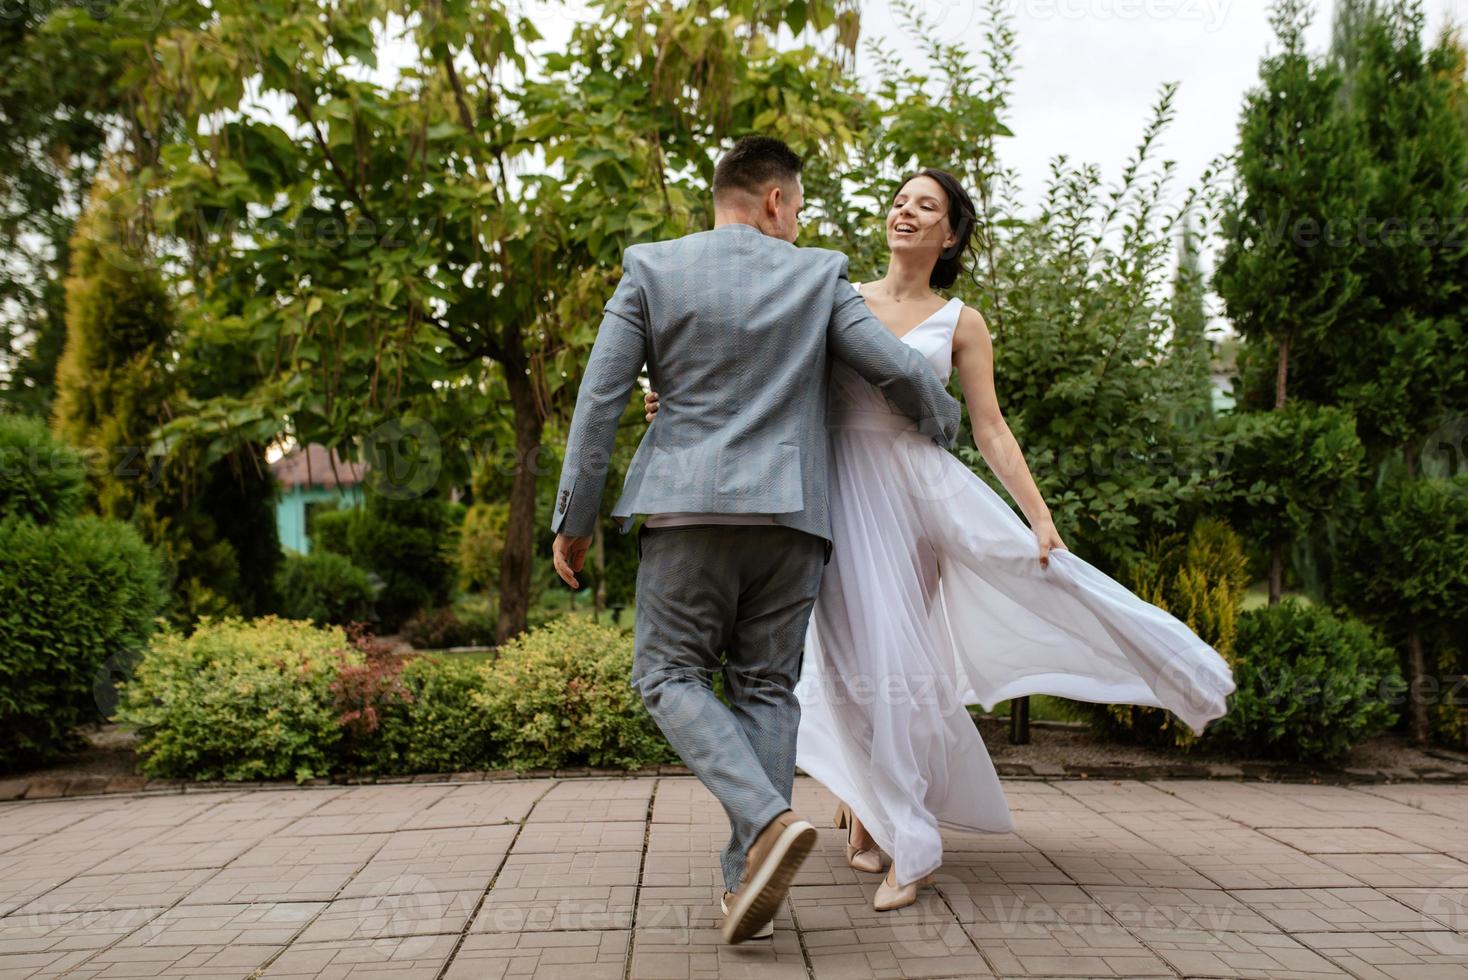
[
  {"xmin": 833, "ymin": 802, "xmax": 884, "ymax": 873},
  {"xmin": 873, "ymin": 867, "xmax": 935, "ymax": 911}
]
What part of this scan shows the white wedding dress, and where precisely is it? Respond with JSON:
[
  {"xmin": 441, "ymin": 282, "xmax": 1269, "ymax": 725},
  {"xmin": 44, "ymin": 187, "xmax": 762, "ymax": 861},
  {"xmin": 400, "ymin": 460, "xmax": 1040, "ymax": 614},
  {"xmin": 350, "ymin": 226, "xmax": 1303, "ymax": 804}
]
[{"xmin": 793, "ymin": 284, "xmax": 1237, "ymax": 888}]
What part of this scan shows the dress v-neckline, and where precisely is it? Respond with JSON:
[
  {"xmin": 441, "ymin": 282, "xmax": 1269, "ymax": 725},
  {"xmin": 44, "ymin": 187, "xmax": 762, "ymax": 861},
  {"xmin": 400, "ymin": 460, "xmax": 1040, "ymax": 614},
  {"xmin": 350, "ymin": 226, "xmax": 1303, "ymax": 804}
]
[{"xmin": 855, "ymin": 283, "xmax": 959, "ymax": 342}]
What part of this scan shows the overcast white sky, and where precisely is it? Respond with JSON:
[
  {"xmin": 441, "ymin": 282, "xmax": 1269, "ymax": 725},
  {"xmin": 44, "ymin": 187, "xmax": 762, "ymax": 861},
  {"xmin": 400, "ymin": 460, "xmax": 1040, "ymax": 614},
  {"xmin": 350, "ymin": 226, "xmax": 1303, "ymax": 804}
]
[{"xmin": 509, "ymin": 0, "xmax": 1462, "ymax": 217}]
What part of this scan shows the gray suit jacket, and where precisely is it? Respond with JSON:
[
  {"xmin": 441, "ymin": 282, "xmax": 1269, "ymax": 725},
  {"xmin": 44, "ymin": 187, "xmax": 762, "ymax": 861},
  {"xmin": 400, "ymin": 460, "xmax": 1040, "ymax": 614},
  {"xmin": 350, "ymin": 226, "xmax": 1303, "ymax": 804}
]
[{"xmin": 550, "ymin": 222, "xmax": 963, "ymax": 545}]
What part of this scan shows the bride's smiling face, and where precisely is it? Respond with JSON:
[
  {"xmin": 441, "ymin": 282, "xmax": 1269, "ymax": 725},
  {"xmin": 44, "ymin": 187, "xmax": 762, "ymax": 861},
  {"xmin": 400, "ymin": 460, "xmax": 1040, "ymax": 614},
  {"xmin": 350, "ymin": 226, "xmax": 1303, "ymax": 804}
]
[{"xmin": 886, "ymin": 175, "xmax": 955, "ymax": 259}]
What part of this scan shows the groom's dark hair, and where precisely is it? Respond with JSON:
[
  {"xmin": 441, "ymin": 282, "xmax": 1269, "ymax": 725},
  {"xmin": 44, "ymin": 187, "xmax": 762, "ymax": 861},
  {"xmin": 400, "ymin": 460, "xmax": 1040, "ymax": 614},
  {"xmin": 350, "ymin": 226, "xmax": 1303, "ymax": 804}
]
[{"xmin": 713, "ymin": 136, "xmax": 803, "ymax": 202}]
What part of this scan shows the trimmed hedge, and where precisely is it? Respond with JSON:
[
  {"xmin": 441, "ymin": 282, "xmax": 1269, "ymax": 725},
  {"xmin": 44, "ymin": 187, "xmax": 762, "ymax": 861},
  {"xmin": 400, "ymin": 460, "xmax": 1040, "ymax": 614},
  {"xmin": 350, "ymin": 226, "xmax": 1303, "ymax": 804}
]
[
  {"xmin": 117, "ymin": 617, "xmax": 354, "ymax": 782},
  {"xmin": 274, "ymin": 550, "xmax": 375, "ymax": 627},
  {"xmin": 116, "ymin": 615, "xmax": 674, "ymax": 781},
  {"xmin": 1206, "ymin": 598, "xmax": 1399, "ymax": 763},
  {"xmin": 0, "ymin": 414, "xmax": 87, "ymax": 525},
  {"xmin": 0, "ymin": 515, "xmax": 166, "ymax": 769},
  {"xmin": 475, "ymin": 617, "xmax": 674, "ymax": 771}
]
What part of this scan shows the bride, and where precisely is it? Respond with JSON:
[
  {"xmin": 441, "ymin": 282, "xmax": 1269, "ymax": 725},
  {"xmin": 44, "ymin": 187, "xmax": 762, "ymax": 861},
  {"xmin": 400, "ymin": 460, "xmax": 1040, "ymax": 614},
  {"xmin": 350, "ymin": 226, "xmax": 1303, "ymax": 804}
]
[{"xmin": 643, "ymin": 167, "xmax": 1236, "ymax": 912}]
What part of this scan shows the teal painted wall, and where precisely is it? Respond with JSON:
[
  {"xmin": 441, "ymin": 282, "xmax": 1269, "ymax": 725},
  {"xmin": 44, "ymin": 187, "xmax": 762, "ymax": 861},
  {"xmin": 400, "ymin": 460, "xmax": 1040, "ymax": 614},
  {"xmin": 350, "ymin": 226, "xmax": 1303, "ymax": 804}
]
[{"xmin": 276, "ymin": 485, "xmax": 364, "ymax": 554}]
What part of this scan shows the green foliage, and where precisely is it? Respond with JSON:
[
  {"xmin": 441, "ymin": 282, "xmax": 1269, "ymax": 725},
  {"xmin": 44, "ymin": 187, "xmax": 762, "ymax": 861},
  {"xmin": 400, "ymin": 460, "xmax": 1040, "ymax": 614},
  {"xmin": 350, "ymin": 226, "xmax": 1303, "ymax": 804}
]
[
  {"xmin": 114, "ymin": 613, "xmax": 674, "ymax": 780},
  {"xmin": 310, "ymin": 507, "xmax": 356, "ymax": 557},
  {"xmin": 1075, "ymin": 516, "xmax": 1250, "ymax": 749},
  {"xmin": 474, "ymin": 617, "xmax": 673, "ymax": 771},
  {"xmin": 50, "ymin": 180, "xmax": 279, "ymax": 625},
  {"xmin": 458, "ymin": 500, "xmax": 507, "ymax": 594},
  {"xmin": 1212, "ymin": 0, "xmax": 1371, "ymax": 412},
  {"xmin": 969, "ymin": 82, "xmax": 1229, "ymax": 571},
  {"xmin": 1217, "ymin": 402, "xmax": 1366, "ymax": 551},
  {"xmin": 401, "ymin": 604, "xmax": 495, "ymax": 651},
  {"xmin": 0, "ymin": 514, "xmax": 166, "ymax": 769},
  {"xmin": 0, "ymin": 0, "xmax": 156, "ymax": 416},
  {"xmin": 0, "ymin": 413, "xmax": 86, "ymax": 524},
  {"xmin": 355, "ymin": 655, "xmax": 498, "ymax": 775},
  {"xmin": 1205, "ymin": 599, "xmax": 1399, "ymax": 763},
  {"xmin": 1338, "ymin": 473, "xmax": 1468, "ymax": 630},
  {"xmin": 347, "ymin": 492, "xmax": 458, "ymax": 631},
  {"xmin": 273, "ymin": 551, "xmax": 375, "ymax": 627},
  {"xmin": 117, "ymin": 617, "xmax": 355, "ymax": 783}
]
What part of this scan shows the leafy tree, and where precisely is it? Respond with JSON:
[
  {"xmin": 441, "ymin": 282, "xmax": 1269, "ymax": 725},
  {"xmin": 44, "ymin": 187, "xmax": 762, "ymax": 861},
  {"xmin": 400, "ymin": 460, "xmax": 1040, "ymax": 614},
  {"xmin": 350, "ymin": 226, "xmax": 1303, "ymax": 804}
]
[
  {"xmin": 1333, "ymin": 1, "xmax": 1468, "ymax": 471},
  {"xmin": 1336, "ymin": 471, "xmax": 1468, "ymax": 743},
  {"xmin": 1168, "ymin": 215, "xmax": 1216, "ymax": 430},
  {"xmin": 0, "ymin": 0, "xmax": 202, "ymax": 415},
  {"xmin": 134, "ymin": 0, "xmax": 863, "ymax": 641},
  {"xmin": 52, "ymin": 178, "xmax": 278, "ymax": 621},
  {"xmin": 1212, "ymin": 0, "xmax": 1372, "ymax": 602},
  {"xmin": 978, "ymin": 85, "xmax": 1228, "ymax": 571}
]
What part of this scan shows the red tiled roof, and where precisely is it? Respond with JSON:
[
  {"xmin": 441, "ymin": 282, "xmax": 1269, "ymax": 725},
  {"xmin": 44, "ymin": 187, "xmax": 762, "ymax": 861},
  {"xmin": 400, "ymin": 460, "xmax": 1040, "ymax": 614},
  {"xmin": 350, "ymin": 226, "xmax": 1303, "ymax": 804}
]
[{"xmin": 270, "ymin": 444, "xmax": 366, "ymax": 489}]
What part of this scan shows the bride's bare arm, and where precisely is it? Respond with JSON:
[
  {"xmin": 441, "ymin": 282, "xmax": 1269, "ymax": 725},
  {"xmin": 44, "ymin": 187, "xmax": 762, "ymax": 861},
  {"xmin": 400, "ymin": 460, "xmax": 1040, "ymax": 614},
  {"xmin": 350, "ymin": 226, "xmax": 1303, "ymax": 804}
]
[{"xmin": 952, "ymin": 306, "xmax": 1068, "ymax": 556}]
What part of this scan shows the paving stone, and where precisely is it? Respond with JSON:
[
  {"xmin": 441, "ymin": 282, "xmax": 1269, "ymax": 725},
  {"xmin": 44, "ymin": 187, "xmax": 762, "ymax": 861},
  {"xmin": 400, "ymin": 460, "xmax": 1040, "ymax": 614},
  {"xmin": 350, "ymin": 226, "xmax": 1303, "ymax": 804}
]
[
  {"xmin": 1232, "ymin": 886, "xmax": 1438, "ymax": 932},
  {"xmin": 1294, "ymin": 929, "xmax": 1468, "ymax": 979},
  {"xmin": 788, "ymin": 882, "xmax": 956, "ymax": 933},
  {"xmin": 446, "ymin": 930, "xmax": 628, "ymax": 979},
  {"xmin": 181, "ymin": 833, "xmax": 389, "ymax": 905},
  {"xmin": 1173, "ymin": 844, "xmax": 1367, "ymax": 889},
  {"xmin": 60, "ymin": 939, "xmax": 284, "ymax": 978},
  {"xmin": 0, "ymin": 904, "xmax": 166, "ymax": 953},
  {"xmin": 276, "ymin": 786, "xmax": 456, "ymax": 835},
  {"xmin": 1380, "ymin": 886, "xmax": 1468, "ymax": 931},
  {"xmin": 260, "ymin": 933, "xmax": 458, "ymax": 978},
  {"xmin": 14, "ymin": 868, "xmax": 218, "ymax": 915},
  {"xmin": 1084, "ymin": 884, "xmax": 1278, "ymax": 933},
  {"xmin": 294, "ymin": 890, "xmax": 480, "ymax": 943},
  {"xmin": 340, "ymin": 824, "xmax": 517, "ymax": 897},
  {"xmin": 0, "ymin": 946, "xmax": 96, "ymax": 978},
  {"xmin": 0, "ymin": 773, "xmax": 1462, "ymax": 978},
  {"xmin": 632, "ymin": 923, "xmax": 806, "ymax": 979},
  {"xmin": 1130, "ymin": 926, "xmax": 1350, "ymax": 977},
  {"xmin": 114, "ymin": 902, "xmax": 322, "ymax": 947},
  {"xmin": 961, "ymin": 915, "xmax": 1173, "ymax": 977},
  {"xmin": 528, "ymin": 779, "xmax": 653, "ymax": 823},
  {"xmin": 802, "ymin": 923, "xmax": 993, "ymax": 978},
  {"xmin": 1315, "ymin": 850, "xmax": 1468, "ymax": 887},
  {"xmin": 512, "ymin": 821, "xmax": 646, "ymax": 855},
  {"xmin": 1259, "ymin": 826, "xmax": 1425, "ymax": 854}
]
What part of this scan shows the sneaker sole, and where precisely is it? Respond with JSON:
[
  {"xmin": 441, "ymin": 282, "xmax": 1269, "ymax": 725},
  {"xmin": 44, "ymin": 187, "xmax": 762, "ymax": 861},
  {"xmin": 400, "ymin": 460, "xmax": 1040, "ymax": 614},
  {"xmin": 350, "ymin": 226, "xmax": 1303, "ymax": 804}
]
[
  {"xmin": 720, "ymin": 895, "xmax": 774, "ymax": 938},
  {"xmin": 722, "ymin": 820, "xmax": 817, "ymax": 944}
]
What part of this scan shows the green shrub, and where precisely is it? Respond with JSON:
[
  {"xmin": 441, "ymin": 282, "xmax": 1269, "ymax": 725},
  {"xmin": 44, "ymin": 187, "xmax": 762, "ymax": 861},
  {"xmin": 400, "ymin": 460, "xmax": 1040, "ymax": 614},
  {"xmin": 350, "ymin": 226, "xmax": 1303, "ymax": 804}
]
[
  {"xmin": 0, "ymin": 515, "xmax": 167, "ymax": 769},
  {"xmin": 474, "ymin": 617, "xmax": 673, "ymax": 770},
  {"xmin": 274, "ymin": 551, "xmax": 375, "ymax": 626},
  {"xmin": 330, "ymin": 636, "xmax": 414, "ymax": 770},
  {"xmin": 0, "ymin": 414, "xmax": 87, "ymax": 525},
  {"xmin": 116, "ymin": 617, "xmax": 355, "ymax": 782},
  {"xmin": 361, "ymin": 655, "xmax": 498, "ymax": 774},
  {"xmin": 347, "ymin": 493, "xmax": 457, "ymax": 631},
  {"xmin": 1072, "ymin": 516, "xmax": 1249, "ymax": 748},
  {"xmin": 310, "ymin": 507, "xmax": 356, "ymax": 557},
  {"xmin": 458, "ymin": 500, "xmax": 507, "ymax": 594},
  {"xmin": 401, "ymin": 603, "xmax": 494, "ymax": 650},
  {"xmin": 1206, "ymin": 598, "xmax": 1399, "ymax": 763}
]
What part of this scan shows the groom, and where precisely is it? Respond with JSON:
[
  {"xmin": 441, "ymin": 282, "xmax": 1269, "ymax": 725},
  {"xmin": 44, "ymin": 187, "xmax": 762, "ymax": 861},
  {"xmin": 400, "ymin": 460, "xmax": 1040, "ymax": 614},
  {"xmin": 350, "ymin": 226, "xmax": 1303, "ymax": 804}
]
[{"xmin": 550, "ymin": 135, "xmax": 961, "ymax": 943}]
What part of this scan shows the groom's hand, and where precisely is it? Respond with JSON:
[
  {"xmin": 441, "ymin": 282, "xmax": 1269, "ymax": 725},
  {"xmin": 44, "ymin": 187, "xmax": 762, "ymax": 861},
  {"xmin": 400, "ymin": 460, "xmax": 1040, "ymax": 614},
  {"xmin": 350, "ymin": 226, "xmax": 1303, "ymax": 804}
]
[{"xmin": 553, "ymin": 533, "xmax": 592, "ymax": 589}]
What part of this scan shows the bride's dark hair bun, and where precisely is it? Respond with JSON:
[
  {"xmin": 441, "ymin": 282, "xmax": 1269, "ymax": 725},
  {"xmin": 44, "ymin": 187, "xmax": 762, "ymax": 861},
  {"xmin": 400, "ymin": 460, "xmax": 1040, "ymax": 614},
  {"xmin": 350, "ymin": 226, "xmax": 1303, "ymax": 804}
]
[{"xmin": 895, "ymin": 168, "xmax": 977, "ymax": 290}]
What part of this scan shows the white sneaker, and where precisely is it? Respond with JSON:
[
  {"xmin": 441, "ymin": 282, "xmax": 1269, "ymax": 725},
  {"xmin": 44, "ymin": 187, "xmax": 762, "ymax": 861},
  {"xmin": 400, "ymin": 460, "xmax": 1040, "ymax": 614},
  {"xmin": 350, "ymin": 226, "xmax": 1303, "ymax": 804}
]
[{"xmin": 721, "ymin": 890, "xmax": 774, "ymax": 939}]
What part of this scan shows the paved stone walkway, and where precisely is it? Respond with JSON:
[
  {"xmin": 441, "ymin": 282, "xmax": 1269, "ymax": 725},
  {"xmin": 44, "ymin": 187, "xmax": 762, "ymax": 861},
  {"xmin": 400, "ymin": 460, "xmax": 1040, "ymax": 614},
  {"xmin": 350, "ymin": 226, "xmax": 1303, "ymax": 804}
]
[{"xmin": 1, "ymin": 776, "xmax": 1466, "ymax": 979}]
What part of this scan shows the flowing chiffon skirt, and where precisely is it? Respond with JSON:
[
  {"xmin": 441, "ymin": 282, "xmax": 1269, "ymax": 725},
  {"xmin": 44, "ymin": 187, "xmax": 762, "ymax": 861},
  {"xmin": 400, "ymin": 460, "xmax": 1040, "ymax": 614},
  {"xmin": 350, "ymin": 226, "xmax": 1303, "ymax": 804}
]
[{"xmin": 793, "ymin": 406, "xmax": 1237, "ymax": 888}]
